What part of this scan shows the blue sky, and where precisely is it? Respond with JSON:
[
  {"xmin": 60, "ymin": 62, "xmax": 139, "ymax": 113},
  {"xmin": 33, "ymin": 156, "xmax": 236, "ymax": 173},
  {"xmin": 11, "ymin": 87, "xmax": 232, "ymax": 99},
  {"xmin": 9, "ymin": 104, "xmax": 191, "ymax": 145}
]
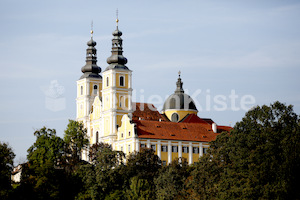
[{"xmin": 1, "ymin": 0, "xmax": 300, "ymax": 163}]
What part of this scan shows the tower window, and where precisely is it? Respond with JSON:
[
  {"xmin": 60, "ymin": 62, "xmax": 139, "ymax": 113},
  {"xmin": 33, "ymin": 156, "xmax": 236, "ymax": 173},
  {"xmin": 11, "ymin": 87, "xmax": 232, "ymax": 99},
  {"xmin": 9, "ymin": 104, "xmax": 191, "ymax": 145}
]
[
  {"xmin": 106, "ymin": 77, "xmax": 109, "ymax": 87},
  {"xmin": 120, "ymin": 76, "xmax": 124, "ymax": 86},
  {"xmin": 93, "ymin": 85, "xmax": 98, "ymax": 95},
  {"xmin": 80, "ymin": 86, "xmax": 83, "ymax": 95},
  {"xmin": 119, "ymin": 96, "xmax": 123, "ymax": 108},
  {"xmin": 171, "ymin": 113, "xmax": 179, "ymax": 122},
  {"xmin": 128, "ymin": 144, "xmax": 131, "ymax": 153},
  {"xmin": 128, "ymin": 131, "xmax": 131, "ymax": 136}
]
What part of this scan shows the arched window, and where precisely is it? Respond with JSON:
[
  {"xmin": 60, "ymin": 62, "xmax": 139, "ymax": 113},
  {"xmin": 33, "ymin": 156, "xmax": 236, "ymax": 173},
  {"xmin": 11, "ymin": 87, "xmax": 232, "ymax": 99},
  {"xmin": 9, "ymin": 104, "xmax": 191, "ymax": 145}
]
[
  {"xmin": 120, "ymin": 76, "xmax": 124, "ymax": 86},
  {"xmin": 171, "ymin": 113, "xmax": 179, "ymax": 122},
  {"xmin": 106, "ymin": 77, "xmax": 109, "ymax": 87},
  {"xmin": 119, "ymin": 95, "xmax": 123, "ymax": 108},
  {"xmin": 96, "ymin": 131, "xmax": 99, "ymax": 144},
  {"xmin": 93, "ymin": 85, "xmax": 98, "ymax": 95},
  {"xmin": 80, "ymin": 86, "xmax": 83, "ymax": 95}
]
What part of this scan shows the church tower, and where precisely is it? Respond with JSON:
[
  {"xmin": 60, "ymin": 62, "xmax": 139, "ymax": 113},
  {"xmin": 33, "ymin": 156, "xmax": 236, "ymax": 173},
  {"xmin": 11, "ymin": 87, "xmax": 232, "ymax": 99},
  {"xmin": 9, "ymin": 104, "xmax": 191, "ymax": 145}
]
[
  {"xmin": 102, "ymin": 17, "xmax": 132, "ymax": 143},
  {"xmin": 76, "ymin": 29, "xmax": 102, "ymax": 126}
]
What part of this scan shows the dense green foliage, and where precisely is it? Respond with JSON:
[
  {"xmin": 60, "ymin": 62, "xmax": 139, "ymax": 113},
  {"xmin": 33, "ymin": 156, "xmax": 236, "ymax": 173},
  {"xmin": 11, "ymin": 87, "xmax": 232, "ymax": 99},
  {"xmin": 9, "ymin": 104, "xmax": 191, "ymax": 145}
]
[
  {"xmin": 13, "ymin": 127, "xmax": 81, "ymax": 200},
  {"xmin": 64, "ymin": 120, "xmax": 89, "ymax": 166},
  {"xmin": 3, "ymin": 101, "xmax": 300, "ymax": 199},
  {"xmin": 191, "ymin": 101, "xmax": 300, "ymax": 199},
  {"xmin": 0, "ymin": 142, "xmax": 15, "ymax": 200}
]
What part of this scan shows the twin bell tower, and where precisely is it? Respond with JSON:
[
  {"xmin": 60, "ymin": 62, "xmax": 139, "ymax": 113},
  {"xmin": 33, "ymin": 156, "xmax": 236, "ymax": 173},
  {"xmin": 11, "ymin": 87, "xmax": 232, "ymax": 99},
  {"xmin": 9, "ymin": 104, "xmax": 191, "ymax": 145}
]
[{"xmin": 76, "ymin": 17, "xmax": 132, "ymax": 147}]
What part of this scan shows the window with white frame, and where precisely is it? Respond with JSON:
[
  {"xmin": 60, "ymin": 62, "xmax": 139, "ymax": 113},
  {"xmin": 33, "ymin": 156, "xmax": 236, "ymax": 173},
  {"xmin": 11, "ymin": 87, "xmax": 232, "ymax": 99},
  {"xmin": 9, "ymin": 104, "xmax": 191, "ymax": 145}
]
[
  {"xmin": 128, "ymin": 144, "xmax": 131, "ymax": 153},
  {"xmin": 151, "ymin": 145, "xmax": 156, "ymax": 151},
  {"xmin": 106, "ymin": 77, "xmax": 109, "ymax": 87},
  {"xmin": 193, "ymin": 147, "xmax": 199, "ymax": 154},
  {"xmin": 182, "ymin": 146, "xmax": 189, "ymax": 153},
  {"xmin": 172, "ymin": 146, "xmax": 178, "ymax": 152},
  {"xmin": 203, "ymin": 148, "xmax": 208, "ymax": 154},
  {"xmin": 161, "ymin": 145, "xmax": 168, "ymax": 152},
  {"xmin": 140, "ymin": 144, "xmax": 146, "ymax": 148}
]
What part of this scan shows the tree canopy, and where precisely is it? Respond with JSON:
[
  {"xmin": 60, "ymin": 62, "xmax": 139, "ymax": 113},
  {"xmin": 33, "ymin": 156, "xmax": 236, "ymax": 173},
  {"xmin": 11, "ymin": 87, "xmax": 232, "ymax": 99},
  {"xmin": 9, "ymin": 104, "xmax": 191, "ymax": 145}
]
[
  {"xmin": 0, "ymin": 142, "xmax": 15, "ymax": 200},
  {"xmin": 64, "ymin": 120, "xmax": 89, "ymax": 164},
  {"xmin": 192, "ymin": 101, "xmax": 300, "ymax": 199},
  {"xmin": 5, "ymin": 101, "xmax": 300, "ymax": 199}
]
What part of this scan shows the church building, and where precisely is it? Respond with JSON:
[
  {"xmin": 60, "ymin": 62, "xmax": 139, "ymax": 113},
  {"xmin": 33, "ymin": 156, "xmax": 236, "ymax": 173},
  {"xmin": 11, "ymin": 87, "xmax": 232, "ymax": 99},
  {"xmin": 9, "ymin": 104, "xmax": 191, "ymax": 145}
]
[{"xmin": 76, "ymin": 18, "xmax": 231, "ymax": 165}]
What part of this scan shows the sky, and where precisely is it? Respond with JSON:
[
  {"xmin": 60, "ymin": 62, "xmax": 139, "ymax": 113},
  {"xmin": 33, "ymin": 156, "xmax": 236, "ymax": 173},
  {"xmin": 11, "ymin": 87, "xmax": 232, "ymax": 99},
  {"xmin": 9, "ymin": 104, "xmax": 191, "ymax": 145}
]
[{"xmin": 0, "ymin": 0, "xmax": 300, "ymax": 164}]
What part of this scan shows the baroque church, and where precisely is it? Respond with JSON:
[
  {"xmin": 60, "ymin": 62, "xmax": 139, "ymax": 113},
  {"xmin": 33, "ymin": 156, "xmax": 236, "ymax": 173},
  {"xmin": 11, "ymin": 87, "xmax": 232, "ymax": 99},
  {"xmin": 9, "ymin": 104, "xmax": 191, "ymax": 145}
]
[{"xmin": 76, "ymin": 18, "xmax": 231, "ymax": 165}]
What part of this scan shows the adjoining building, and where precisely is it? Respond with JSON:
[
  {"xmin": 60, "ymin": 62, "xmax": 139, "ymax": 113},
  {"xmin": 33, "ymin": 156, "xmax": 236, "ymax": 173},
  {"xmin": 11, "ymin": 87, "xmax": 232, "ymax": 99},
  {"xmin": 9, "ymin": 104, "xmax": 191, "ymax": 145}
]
[{"xmin": 76, "ymin": 18, "xmax": 231, "ymax": 164}]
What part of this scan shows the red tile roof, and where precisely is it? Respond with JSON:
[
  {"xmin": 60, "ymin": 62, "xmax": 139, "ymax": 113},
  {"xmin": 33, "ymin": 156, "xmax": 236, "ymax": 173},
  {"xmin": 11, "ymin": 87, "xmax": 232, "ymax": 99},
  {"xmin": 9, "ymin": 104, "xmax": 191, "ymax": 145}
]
[
  {"xmin": 181, "ymin": 114, "xmax": 211, "ymax": 124},
  {"xmin": 216, "ymin": 125, "xmax": 233, "ymax": 133},
  {"xmin": 136, "ymin": 120, "xmax": 219, "ymax": 142},
  {"xmin": 132, "ymin": 103, "xmax": 232, "ymax": 142},
  {"xmin": 132, "ymin": 102, "xmax": 167, "ymax": 121}
]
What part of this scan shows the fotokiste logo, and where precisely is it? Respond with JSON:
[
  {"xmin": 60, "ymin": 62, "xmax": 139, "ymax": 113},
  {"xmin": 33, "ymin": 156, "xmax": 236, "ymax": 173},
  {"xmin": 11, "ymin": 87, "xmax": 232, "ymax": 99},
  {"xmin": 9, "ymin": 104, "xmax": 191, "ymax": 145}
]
[
  {"xmin": 130, "ymin": 89, "xmax": 256, "ymax": 112},
  {"xmin": 41, "ymin": 80, "xmax": 66, "ymax": 112}
]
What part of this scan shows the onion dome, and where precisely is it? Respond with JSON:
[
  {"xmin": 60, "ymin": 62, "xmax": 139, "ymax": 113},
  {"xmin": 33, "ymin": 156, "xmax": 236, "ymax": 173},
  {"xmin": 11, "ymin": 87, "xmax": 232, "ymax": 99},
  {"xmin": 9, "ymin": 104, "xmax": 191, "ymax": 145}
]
[
  {"xmin": 80, "ymin": 30, "xmax": 102, "ymax": 79},
  {"xmin": 104, "ymin": 18, "xmax": 129, "ymax": 71},
  {"xmin": 162, "ymin": 72, "xmax": 198, "ymax": 112}
]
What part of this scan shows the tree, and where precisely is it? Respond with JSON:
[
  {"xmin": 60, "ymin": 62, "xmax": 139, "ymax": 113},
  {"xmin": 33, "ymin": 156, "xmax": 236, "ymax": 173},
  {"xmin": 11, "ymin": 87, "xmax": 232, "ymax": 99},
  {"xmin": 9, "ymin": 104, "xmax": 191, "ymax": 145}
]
[
  {"xmin": 27, "ymin": 127, "xmax": 65, "ymax": 169},
  {"xmin": 125, "ymin": 148, "xmax": 161, "ymax": 180},
  {"xmin": 191, "ymin": 101, "xmax": 300, "ymax": 199},
  {"xmin": 89, "ymin": 142, "xmax": 112, "ymax": 164},
  {"xmin": 0, "ymin": 142, "xmax": 15, "ymax": 200},
  {"xmin": 16, "ymin": 127, "xmax": 80, "ymax": 200},
  {"xmin": 125, "ymin": 176, "xmax": 152, "ymax": 200},
  {"xmin": 155, "ymin": 158, "xmax": 191, "ymax": 200},
  {"xmin": 76, "ymin": 142, "xmax": 125, "ymax": 200},
  {"xmin": 64, "ymin": 120, "xmax": 89, "ymax": 166},
  {"xmin": 123, "ymin": 148, "xmax": 161, "ymax": 199}
]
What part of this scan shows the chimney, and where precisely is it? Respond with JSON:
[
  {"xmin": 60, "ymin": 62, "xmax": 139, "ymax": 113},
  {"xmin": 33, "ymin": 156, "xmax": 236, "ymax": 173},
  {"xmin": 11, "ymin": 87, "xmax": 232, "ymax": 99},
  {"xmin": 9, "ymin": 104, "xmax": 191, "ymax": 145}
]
[{"xmin": 212, "ymin": 123, "xmax": 217, "ymax": 133}]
